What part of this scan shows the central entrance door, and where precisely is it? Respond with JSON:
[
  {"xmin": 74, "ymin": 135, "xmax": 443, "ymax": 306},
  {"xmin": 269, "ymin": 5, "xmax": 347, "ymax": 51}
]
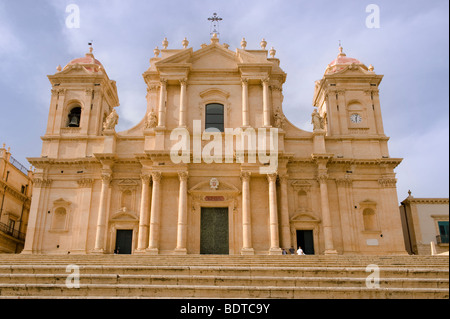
[
  {"xmin": 200, "ymin": 207, "xmax": 229, "ymax": 255},
  {"xmin": 115, "ymin": 229, "xmax": 133, "ymax": 254},
  {"xmin": 296, "ymin": 230, "xmax": 315, "ymax": 255}
]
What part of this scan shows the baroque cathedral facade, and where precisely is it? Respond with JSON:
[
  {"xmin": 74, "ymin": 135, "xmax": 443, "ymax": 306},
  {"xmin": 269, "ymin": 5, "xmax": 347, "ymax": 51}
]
[{"xmin": 23, "ymin": 34, "xmax": 406, "ymax": 255}]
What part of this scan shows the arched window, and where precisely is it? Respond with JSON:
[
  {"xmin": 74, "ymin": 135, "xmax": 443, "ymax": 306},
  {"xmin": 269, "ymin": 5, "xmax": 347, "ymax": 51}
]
[
  {"xmin": 205, "ymin": 103, "xmax": 224, "ymax": 132},
  {"xmin": 363, "ymin": 208, "xmax": 377, "ymax": 231},
  {"xmin": 67, "ymin": 106, "xmax": 82, "ymax": 127}
]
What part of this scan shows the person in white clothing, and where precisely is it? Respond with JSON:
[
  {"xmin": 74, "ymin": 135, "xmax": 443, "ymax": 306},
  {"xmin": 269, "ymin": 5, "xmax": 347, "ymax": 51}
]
[{"xmin": 297, "ymin": 246, "xmax": 305, "ymax": 255}]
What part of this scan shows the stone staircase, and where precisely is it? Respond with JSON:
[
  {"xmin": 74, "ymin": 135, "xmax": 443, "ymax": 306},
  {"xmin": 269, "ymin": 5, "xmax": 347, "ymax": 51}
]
[{"xmin": 0, "ymin": 254, "xmax": 448, "ymax": 299}]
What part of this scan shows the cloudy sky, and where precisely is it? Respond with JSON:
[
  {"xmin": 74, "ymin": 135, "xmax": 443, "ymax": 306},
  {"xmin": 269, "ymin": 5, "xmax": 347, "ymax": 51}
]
[{"xmin": 0, "ymin": 0, "xmax": 448, "ymax": 201}]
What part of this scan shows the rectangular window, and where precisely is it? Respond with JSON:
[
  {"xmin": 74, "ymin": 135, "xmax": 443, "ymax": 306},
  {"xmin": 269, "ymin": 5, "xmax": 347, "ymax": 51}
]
[
  {"xmin": 8, "ymin": 219, "xmax": 15, "ymax": 233},
  {"xmin": 438, "ymin": 221, "xmax": 449, "ymax": 244},
  {"xmin": 205, "ymin": 103, "xmax": 224, "ymax": 132}
]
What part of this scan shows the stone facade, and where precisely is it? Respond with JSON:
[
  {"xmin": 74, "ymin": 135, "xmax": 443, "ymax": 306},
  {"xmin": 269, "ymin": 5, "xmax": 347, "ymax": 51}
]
[
  {"xmin": 0, "ymin": 145, "xmax": 33, "ymax": 253},
  {"xmin": 23, "ymin": 35, "xmax": 406, "ymax": 255}
]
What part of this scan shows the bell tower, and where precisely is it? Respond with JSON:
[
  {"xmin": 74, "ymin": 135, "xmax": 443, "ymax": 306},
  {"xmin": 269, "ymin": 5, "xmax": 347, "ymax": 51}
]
[
  {"xmin": 312, "ymin": 45, "xmax": 388, "ymax": 157},
  {"xmin": 42, "ymin": 46, "xmax": 119, "ymax": 158}
]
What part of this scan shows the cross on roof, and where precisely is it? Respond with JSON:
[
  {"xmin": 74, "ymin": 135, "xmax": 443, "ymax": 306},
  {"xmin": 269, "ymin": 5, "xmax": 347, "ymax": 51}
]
[{"xmin": 208, "ymin": 13, "xmax": 222, "ymax": 36}]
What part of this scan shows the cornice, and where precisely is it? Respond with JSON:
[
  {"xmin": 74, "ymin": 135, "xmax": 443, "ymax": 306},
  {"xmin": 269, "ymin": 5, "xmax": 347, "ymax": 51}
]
[{"xmin": 403, "ymin": 197, "xmax": 449, "ymax": 205}]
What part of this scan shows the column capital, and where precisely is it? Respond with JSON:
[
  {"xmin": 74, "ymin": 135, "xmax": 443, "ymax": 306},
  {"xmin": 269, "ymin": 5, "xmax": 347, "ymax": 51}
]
[
  {"xmin": 151, "ymin": 171, "xmax": 162, "ymax": 183},
  {"xmin": 140, "ymin": 174, "xmax": 151, "ymax": 184},
  {"xmin": 178, "ymin": 171, "xmax": 189, "ymax": 182},
  {"xmin": 241, "ymin": 78, "xmax": 248, "ymax": 85},
  {"xmin": 240, "ymin": 171, "xmax": 251, "ymax": 181},
  {"xmin": 378, "ymin": 177, "xmax": 397, "ymax": 188},
  {"xmin": 278, "ymin": 174, "xmax": 289, "ymax": 183},
  {"xmin": 266, "ymin": 172, "xmax": 278, "ymax": 183},
  {"xmin": 101, "ymin": 173, "xmax": 112, "ymax": 185},
  {"xmin": 32, "ymin": 178, "xmax": 53, "ymax": 188},
  {"xmin": 77, "ymin": 178, "xmax": 94, "ymax": 188},
  {"xmin": 179, "ymin": 78, "xmax": 187, "ymax": 86},
  {"xmin": 317, "ymin": 173, "xmax": 329, "ymax": 184},
  {"xmin": 336, "ymin": 176, "xmax": 353, "ymax": 187}
]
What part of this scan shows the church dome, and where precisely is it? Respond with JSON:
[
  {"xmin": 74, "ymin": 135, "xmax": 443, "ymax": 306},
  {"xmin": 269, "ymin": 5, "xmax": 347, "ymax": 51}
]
[
  {"xmin": 325, "ymin": 46, "xmax": 363, "ymax": 74},
  {"xmin": 63, "ymin": 46, "xmax": 104, "ymax": 72}
]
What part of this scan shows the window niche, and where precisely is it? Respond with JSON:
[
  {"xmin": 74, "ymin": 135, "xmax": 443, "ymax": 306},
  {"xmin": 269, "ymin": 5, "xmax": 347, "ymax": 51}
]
[
  {"xmin": 290, "ymin": 180, "xmax": 312, "ymax": 214},
  {"xmin": 359, "ymin": 200, "xmax": 380, "ymax": 233},
  {"xmin": 50, "ymin": 198, "xmax": 71, "ymax": 232}
]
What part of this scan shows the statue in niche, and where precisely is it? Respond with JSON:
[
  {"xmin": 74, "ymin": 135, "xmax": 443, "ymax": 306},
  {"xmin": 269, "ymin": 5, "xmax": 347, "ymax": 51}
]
[
  {"xmin": 311, "ymin": 109, "xmax": 324, "ymax": 130},
  {"xmin": 145, "ymin": 110, "xmax": 158, "ymax": 129},
  {"xmin": 103, "ymin": 108, "xmax": 119, "ymax": 130}
]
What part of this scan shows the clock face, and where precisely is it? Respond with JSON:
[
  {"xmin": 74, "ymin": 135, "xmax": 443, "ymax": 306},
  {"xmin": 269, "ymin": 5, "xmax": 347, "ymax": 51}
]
[{"xmin": 350, "ymin": 113, "xmax": 362, "ymax": 123}]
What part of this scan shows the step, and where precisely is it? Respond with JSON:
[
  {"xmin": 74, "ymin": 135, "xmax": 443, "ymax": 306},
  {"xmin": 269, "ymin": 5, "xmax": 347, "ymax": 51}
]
[
  {"xmin": 0, "ymin": 264, "xmax": 447, "ymax": 279},
  {"xmin": 0, "ymin": 273, "xmax": 447, "ymax": 289},
  {"xmin": 0, "ymin": 283, "xmax": 447, "ymax": 299}
]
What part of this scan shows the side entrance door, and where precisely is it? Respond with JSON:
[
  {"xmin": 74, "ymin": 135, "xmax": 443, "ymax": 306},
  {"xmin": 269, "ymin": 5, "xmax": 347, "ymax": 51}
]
[
  {"xmin": 115, "ymin": 229, "xmax": 133, "ymax": 254},
  {"xmin": 296, "ymin": 230, "xmax": 315, "ymax": 255},
  {"xmin": 200, "ymin": 207, "xmax": 229, "ymax": 255}
]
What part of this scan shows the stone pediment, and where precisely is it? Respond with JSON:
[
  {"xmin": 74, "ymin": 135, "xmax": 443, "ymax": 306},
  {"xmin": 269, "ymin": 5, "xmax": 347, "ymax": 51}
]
[
  {"xmin": 110, "ymin": 208, "xmax": 138, "ymax": 222},
  {"xmin": 191, "ymin": 45, "xmax": 239, "ymax": 70},
  {"xmin": 154, "ymin": 43, "xmax": 240, "ymax": 70},
  {"xmin": 55, "ymin": 64, "xmax": 100, "ymax": 76},
  {"xmin": 328, "ymin": 64, "xmax": 371, "ymax": 76},
  {"xmin": 291, "ymin": 212, "xmax": 321, "ymax": 223},
  {"xmin": 189, "ymin": 179, "xmax": 240, "ymax": 194}
]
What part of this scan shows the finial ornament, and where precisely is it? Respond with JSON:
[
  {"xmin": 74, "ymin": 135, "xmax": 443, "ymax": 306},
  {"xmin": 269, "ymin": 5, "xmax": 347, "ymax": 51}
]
[
  {"xmin": 56, "ymin": 65, "xmax": 62, "ymax": 72},
  {"xmin": 269, "ymin": 47, "xmax": 276, "ymax": 58},
  {"xmin": 260, "ymin": 38, "xmax": 267, "ymax": 50},
  {"xmin": 182, "ymin": 37, "xmax": 189, "ymax": 49},
  {"xmin": 162, "ymin": 37, "xmax": 169, "ymax": 49},
  {"xmin": 368, "ymin": 64, "xmax": 374, "ymax": 71},
  {"xmin": 210, "ymin": 33, "xmax": 219, "ymax": 44},
  {"xmin": 241, "ymin": 37, "xmax": 247, "ymax": 49},
  {"xmin": 153, "ymin": 46, "xmax": 160, "ymax": 57}
]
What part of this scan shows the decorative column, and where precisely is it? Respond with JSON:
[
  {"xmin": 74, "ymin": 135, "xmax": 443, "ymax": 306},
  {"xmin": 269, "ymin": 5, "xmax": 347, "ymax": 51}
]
[
  {"xmin": 93, "ymin": 172, "xmax": 112, "ymax": 253},
  {"xmin": 279, "ymin": 174, "xmax": 291, "ymax": 250},
  {"xmin": 178, "ymin": 79, "xmax": 187, "ymax": 127},
  {"xmin": 241, "ymin": 79, "xmax": 249, "ymax": 127},
  {"xmin": 157, "ymin": 79, "xmax": 167, "ymax": 127},
  {"xmin": 262, "ymin": 78, "xmax": 271, "ymax": 127},
  {"xmin": 147, "ymin": 171, "xmax": 162, "ymax": 254},
  {"xmin": 317, "ymin": 173, "xmax": 338, "ymax": 255},
  {"xmin": 267, "ymin": 173, "xmax": 282, "ymax": 254},
  {"xmin": 72, "ymin": 178, "xmax": 94, "ymax": 253},
  {"xmin": 136, "ymin": 174, "xmax": 151, "ymax": 252},
  {"xmin": 175, "ymin": 171, "xmax": 188, "ymax": 254},
  {"xmin": 336, "ymin": 176, "xmax": 356, "ymax": 253},
  {"xmin": 371, "ymin": 90, "xmax": 385, "ymax": 135},
  {"xmin": 22, "ymin": 178, "xmax": 52, "ymax": 254},
  {"xmin": 240, "ymin": 171, "xmax": 254, "ymax": 255}
]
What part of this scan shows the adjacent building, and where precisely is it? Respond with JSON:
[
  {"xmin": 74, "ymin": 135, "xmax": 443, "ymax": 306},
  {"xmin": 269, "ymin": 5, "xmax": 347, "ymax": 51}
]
[
  {"xmin": 0, "ymin": 145, "xmax": 33, "ymax": 253},
  {"xmin": 400, "ymin": 192, "xmax": 449, "ymax": 255},
  {"xmin": 23, "ymin": 35, "xmax": 406, "ymax": 255}
]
